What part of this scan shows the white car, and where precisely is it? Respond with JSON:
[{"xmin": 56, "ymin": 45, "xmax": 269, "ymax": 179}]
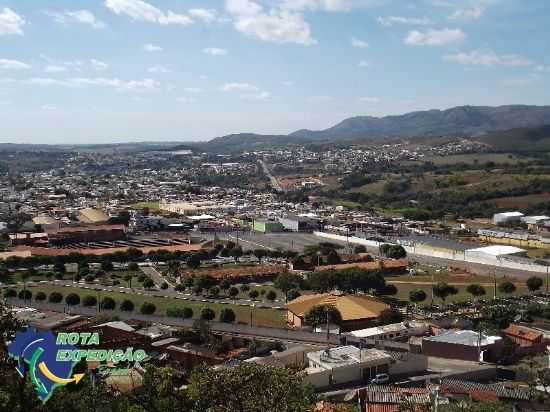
[{"xmin": 370, "ymin": 373, "xmax": 389, "ymax": 384}]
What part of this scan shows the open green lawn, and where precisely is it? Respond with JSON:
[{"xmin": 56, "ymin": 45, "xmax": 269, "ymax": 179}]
[
  {"xmin": 130, "ymin": 201, "xmax": 160, "ymax": 210},
  {"xmin": 14, "ymin": 284, "xmax": 286, "ymax": 328},
  {"xmin": 422, "ymin": 153, "xmax": 528, "ymax": 165}
]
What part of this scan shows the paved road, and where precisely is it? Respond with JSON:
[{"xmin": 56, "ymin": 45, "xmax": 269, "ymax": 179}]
[
  {"xmin": 141, "ymin": 266, "xmax": 174, "ymax": 289},
  {"xmin": 259, "ymin": 159, "xmax": 283, "ymax": 192}
]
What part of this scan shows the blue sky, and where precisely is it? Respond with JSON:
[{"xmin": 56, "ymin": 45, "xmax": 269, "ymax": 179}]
[{"xmin": 0, "ymin": 0, "xmax": 549, "ymax": 143}]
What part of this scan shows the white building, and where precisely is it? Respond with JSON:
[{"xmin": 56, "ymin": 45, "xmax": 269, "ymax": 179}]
[
  {"xmin": 492, "ymin": 211, "xmax": 524, "ymax": 225},
  {"xmin": 347, "ymin": 321, "xmax": 429, "ymax": 341}
]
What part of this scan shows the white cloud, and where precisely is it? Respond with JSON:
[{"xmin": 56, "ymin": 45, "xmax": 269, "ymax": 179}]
[
  {"xmin": 283, "ymin": 80, "xmax": 294, "ymax": 86},
  {"xmin": 143, "ymin": 43, "xmax": 163, "ymax": 52},
  {"xmin": 225, "ymin": 0, "xmax": 316, "ymax": 45},
  {"xmin": 443, "ymin": 49, "xmax": 532, "ymax": 67},
  {"xmin": 147, "ymin": 65, "xmax": 170, "ymax": 74},
  {"xmin": 358, "ymin": 60, "xmax": 370, "ymax": 67},
  {"xmin": 0, "ymin": 58, "xmax": 31, "ymax": 70},
  {"xmin": 241, "ymin": 91, "xmax": 271, "ymax": 100},
  {"xmin": 45, "ymin": 10, "xmax": 106, "ymax": 29},
  {"xmin": 534, "ymin": 65, "xmax": 550, "ymax": 73},
  {"xmin": 358, "ymin": 96, "xmax": 379, "ymax": 103},
  {"xmin": 404, "ymin": 28, "xmax": 465, "ymax": 46},
  {"xmin": 279, "ymin": 0, "xmax": 352, "ymax": 12},
  {"xmin": 44, "ymin": 64, "xmax": 68, "ymax": 73},
  {"xmin": 104, "ymin": 0, "xmax": 193, "ymax": 25},
  {"xmin": 189, "ymin": 8, "xmax": 219, "ymax": 23},
  {"xmin": 90, "ymin": 59, "xmax": 109, "ymax": 71},
  {"xmin": 203, "ymin": 47, "xmax": 228, "ymax": 56},
  {"xmin": 26, "ymin": 77, "xmax": 160, "ymax": 92},
  {"xmin": 221, "ymin": 82, "xmax": 259, "ymax": 92},
  {"xmin": 377, "ymin": 16, "xmax": 432, "ymax": 26},
  {"xmin": 184, "ymin": 87, "xmax": 204, "ymax": 93},
  {"xmin": 449, "ymin": 1, "xmax": 493, "ymax": 20},
  {"xmin": 0, "ymin": 8, "xmax": 25, "ymax": 36},
  {"xmin": 351, "ymin": 37, "xmax": 368, "ymax": 48}
]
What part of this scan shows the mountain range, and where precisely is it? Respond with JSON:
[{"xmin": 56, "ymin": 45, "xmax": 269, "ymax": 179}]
[{"xmin": 197, "ymin": 104, "xmax": 550, "ymax": 152}]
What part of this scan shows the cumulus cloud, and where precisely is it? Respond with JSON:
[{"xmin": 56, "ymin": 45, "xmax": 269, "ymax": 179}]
[
  {"xmin": 358, "ymin": 60, "xmax": 370, "ymax": 67},
  {"xmin": 90, "ymin": 59, "xmax": 109, "ymax": 71},
  {"xmin": 44, "ymin": 65, "xmax": 68, "ymax": 73},
  {"xmin": 0, "ymin": 58, "xmax": 31, "ymax": 70},
  {"xmin": 189, "ymin": 8, "xmax": 219, "ymax": 23},
  {"xmin": 221, "ymin": 81, "xmax": 270, "ymax": 100},
  {"xmin": 147, "ymin": 65, "xmax": 170, "ymax": 74},
  {"xmin": 443, "ymin": 49, "xmax": 532, "ymax": 67},
  {"xmin": 448, "ymin": 1, "xmax": 493, "ymax": 20},
  {"xmin": 143, "ymin": 43, "xmax": 163, "ymax": 52},
  {"xmin": 44, "ymin": 9, "xmax": 106, "ymax": 29},
  {"xmin": 203, "ymin": 47, "xmax": 228, "ymax": 56},
  {"xmin": 225, "ymin": 0, "xmax": 316, "ymax": 45},
  {"xmin": 280, "ymin": 0, "xmax": 352, "ymax": 12},
  {"xmin": 404, "ymin": 28, "xmax": 465, "ymax": 46},
  {"xmin": 104, "ymin": 0, "xmax": 192, "ymax": 25},
  {"xmin": 377, "ymin": 16, "xmax": 432, "ymax": 26},
  {"xmin": 25, "ymin": 77, "xmax": 160, "ymax": 92},
  {"xmin": 359, "ymin": 96, "xmax": 379, "ymax": 103},
  {"xmin": 184, "ymin": 87, "xmax": 204, "ymax": 93},
  {"xmin": 0, "ymin": 8, "xmax": 25, "ymax": 36},
  {"xmin": 351, "ymin": 37, "xmax": 368, "ymax": 48}
]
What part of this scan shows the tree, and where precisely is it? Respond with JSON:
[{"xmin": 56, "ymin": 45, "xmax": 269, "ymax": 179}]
[
  {"xmin": 253, "ymin": 249, "xmax": 268, "ymax": 263},
  {"xmin": 287, "ymin": 289, "xmax": 301, "ymax": 301},
  {"xmin": 249, "ymin": 290, "xmax": 259, "ymax": 300},
  {"xmin": 160, "ymin": 281, "xmax": 169, "ymax": 290},
  {"xmin": 35, "ymin": 291, "xmax": 47, "ymax": 301},
  {"xmin": 266, "ymin": 290, "xmax": 277, "ymax": 301},
  {"xmin": 498, "ymin": 281, "xmax": 516, "ymax": 295},
  {"xmin": 82, "ymin": 295, "xmax": 97, "ymax": 307},
  {"xmin": 354, "ymin": 245, "xmax": 367, "ymax": 254},
  {"xmin": 229, "ymin": 246, "xmax": 243, "ymax": 263},
  {"xmin": 466, "ymin": 284, "xmax": 486, "ymax": 300},
  {"xmin": 201, "ymin": 307, "xmax": 216, "ymax": 321},
  {"xmin": 379, "ymin": 244, "xmax": 407, "ymax": 259},
  {"xmin": 220, "ymin": 278, "xmax": 231, "ymax": 294},
  {"xmin": 432, "ymin": 282, "xmax": 458, "ymax": 305},
  {"xmin": 304, "ymin": 305, "xmax": 342, "ymax": 327},
  {"xmin": 219, "ymin": 308, "xmax": 236, "ymax": 323},
  {"xmin": 209, "ymin": 286, "xmax": 220, "ymax": 298},
  {"xmin": 326, "ymin": 250, "xmax": 341, "ymax": 265},
  {"xmin": 123, "ymin": 274, "xmax": 133, "ymax": 288},
  {"xmin": 378, "ymin": 308, "xmax": 403, "ymax": 325},
  {"xmin": 100, "ymin": 297, "xmax": 116, "ymax": 310},
  {"xmin": 65, "ymin": 293, "xmax": 80, "ymax": 306},
  {"xmin": 409, "ymin": 289, "xmax": 427, "ymax": 306},
  {"xmin": 18, "ymin": 290, "xmax": 32, "ymax": 301},
  {"xmin": 53, "ymin": 260, "xmax": 66, "ymax": 273},
  {"xmin": 274, "ymin": 271, "xmax": 302, "ymax": 302},
  {"xmin": 127, "ymin": 262, "xmax": 139, "ymax": 272},
  {"xmin": 100, "ymin": 258, "xmax": 114, "ymax": 272},
  {"xmin": 182, "ymin": 307, "xmax": 194, "ymax": 319},
  {"xmin": 140, "ymin": 302, "xmax": 156, "ymax": 315},
  {"xmin": 142, "ymin": 278, "xmax": 155, "ymax": 289},
  {"xmin": 526, "ymin": 276, "xmax": 543, "ymax": 293},
  {"xmin": 240, "ymin": 284, "xmax": 250, "ymax": 293},
  {"xmin": 120, "ymin": 299, "xmax": 135, "ymax": 312},
  {"xmin": 228, "ymin": 287, "xmax": 239, "ymax": 299},
  {"xmin": 186, "ymin": 254, "xmax": 201, "ymax": 270},
  {"xmin": 3, "ymin": 288, "xmax": 16, "ymax": 298},
  {"xmin": 188, "ymin": 362, "xmax": 313, "ymax": 412},
  {"xmin": 48, "ymin": 291, "xmax": 63, "ymax": 303}
]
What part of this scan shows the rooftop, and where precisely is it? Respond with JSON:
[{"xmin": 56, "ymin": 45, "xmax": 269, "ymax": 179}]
[
  {"xmin": 423, "ymin": 330, "xmax": 501, "ymax": 347},
  {"xmin": 466, "ymin": 245, "xmax": 525, "ymax": 256},
  {"xmin": 307, "ymin": 346, "xmax": 391, "ymax": 370}
]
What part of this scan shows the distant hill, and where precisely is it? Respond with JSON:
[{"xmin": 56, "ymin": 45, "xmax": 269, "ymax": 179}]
[
  {"xmin": 476, "ymin": 124, "xmax": 550, "ymax": 152},
  {"xmin": 290, "ymin": 105, "xmax": 550, "ymax": 140},
  {"xmin": 197, "ymin": 133, "xmax": 312, "ymax": 152}
]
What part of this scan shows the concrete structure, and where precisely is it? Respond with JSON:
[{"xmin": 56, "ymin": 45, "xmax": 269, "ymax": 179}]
[
  {"xmin": 78, "ymin": 208, "xmax": 110, "ymax": 224},
  {"xmin": 422, "ymin": 330, "xmax": 502, "ymax": 362},
  {"xmin": 279, "ymin": 215, "xmax": 319, "ymax": 232},
  {"xmin": 347, "ymin": 321, "xmax": 429, "ymax": 341},
  {"xmin": 465, "ymin": 244, "xmax": 526, "ymax": 259},
  {"xmin": 286, "ymin": 291, "xmax": 389, "ymax": 332},
  {"xmin": 160, "ymin": 201, "xmax": 233, "ymax": 216},
  {"xmin": 521, "ymin": 215, "xmax": 550, "ymax": 228},
  {"xmin": 478, "ymin": 228, "xmax": 550, "ymax": 250},
  {"xmin": 492, "ymin": 211, "xmax": 524, "ymax": 225},
  {"xmin": 252, "ymin": 218, "xmax": 284, "ymax": 233},
  {"xmin": 305, "ymin": 346, "xmax": 392, "ymax": 389}
]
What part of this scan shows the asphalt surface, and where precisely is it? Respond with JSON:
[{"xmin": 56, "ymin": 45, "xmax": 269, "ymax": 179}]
[{"xmin": 259, "ymin": 159, "xmax": 283, "ymax": 192}]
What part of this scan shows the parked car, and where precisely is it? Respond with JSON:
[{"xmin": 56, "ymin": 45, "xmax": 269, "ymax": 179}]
[{"xmin": 370, "ymin": 373, "xmax": 389, "ymax": 384}]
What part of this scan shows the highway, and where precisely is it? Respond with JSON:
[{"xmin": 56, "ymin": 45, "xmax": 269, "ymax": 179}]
[{"xmin": 259, "ymin": 159, "xmax": 283, "ymax": 192}]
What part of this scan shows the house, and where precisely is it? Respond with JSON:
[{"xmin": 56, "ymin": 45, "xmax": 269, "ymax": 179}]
[
  {"xmin": 503, "ymin": 324, "xmax": 548, "ymax": 354},
  {"xmin": 361, "ymin": 386, "xmax": 431, "ymax": 412},
  {"xmin": 286, "ymin": 291, "xmax": 389, "ymax": 332},
  {"xmin": 422, "ymin": 330, "xmax": 502, "ymax": 362},
  {"xmin": 305, "ymin": 346, "xmax": 392, "ymax": 389},
  {"xmin": 347, "ymin": 321, "xmax": 429, "ymax": 341}
]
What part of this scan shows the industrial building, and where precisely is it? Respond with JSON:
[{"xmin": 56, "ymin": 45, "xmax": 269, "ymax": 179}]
[
  {"xmin": 278, "ymin": 215, "xmax": 320, "ymax": 232},
  {"xmin": 78, "ymin": 208, "xmax": 110, "ymax": 224},
  {"xmin": 492, "ymin": 211, "xmax": 524, "ymax": 225}
]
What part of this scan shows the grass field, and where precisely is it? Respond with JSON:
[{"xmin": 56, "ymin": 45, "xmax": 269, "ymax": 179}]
[
  {"xmin": 130, "ymin": 201, "xmax": 160, "ymax": 210},
  {"xmin": 492, "ymin": 192, "xmax": 550, "ymax": 208},
  {"xmin": 15, "ymin": 284, "xmax": 286, "ymax": 328},
  {"xmin": 422, "ymin": 153, "xmax": 527, "ymax": 165}
]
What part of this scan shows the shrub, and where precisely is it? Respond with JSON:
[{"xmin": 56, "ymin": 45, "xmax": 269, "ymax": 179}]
[
  {"xmin": 219, "ymin": 308, "xmax": 236, "ymax": 323},
  {"xmin": 18, "ymin": 290, "xmax": 32, "ymax": 300},
  {"xmin": 35, "ymin": 291, "xmax": 47, "ymax": 301},
  {"xmin": 65, "ymin": 293, "xmax": 80, "ymax": 306},
  {"xmin": 49, "ymin": 292, "xmax": 63, "ymax": 303},
  {"xmin": 100, "ymin": 297, "xmax": 116, "ymax": 310},
  {"xmin": 3, "ymin": 288, "xmax": 16, "ymax": 298},
  {"xmin": 82, "ymin": 295, "xmax": 97, "ymax": 307},
  {"xmin": 140, "ymin": 302, "xmax": 156, "ymax": 315},
  {"xmin": 201, "ymin": 307, "xmax": 216, "ymax": 321},
  {"xmin": 120, "ymin": 299, "xmax": 135, "ymax": 312}
]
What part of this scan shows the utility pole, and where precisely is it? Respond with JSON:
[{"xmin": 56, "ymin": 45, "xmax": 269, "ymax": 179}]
[
  {"xmin": 546, "ymin": 266, "xmax": 549, "ymax": 292},
  {"xmin": 493, "ymin": 269, "xmax": 497, "ymax": 300},
  {"xmin": 326, "ymin": 306, "xmax": 330, "ymax": 344}
]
